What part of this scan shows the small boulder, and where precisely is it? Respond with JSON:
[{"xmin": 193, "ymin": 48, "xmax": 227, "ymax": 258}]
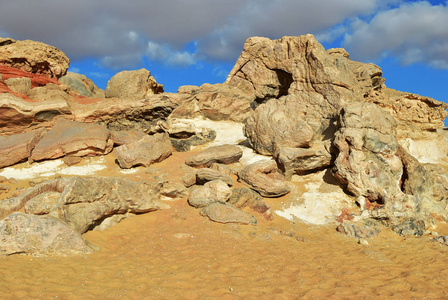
[
  {"xmin": 239, "ymin": 160, "xmax": 290, "ymax": 197},
  {"xmin": 200, "ymin": 202, "xmax": 257, "ymax": 225},
  {"xmin": 185, "ymin": 144, "xmax": 243, "ymax": 167},
  {"xmin": 110, "ymin": 129, "xmax": 147, "ymax": 146},
  {"xmin": 114, "ymin": 133, "xmax": 173, "ymax": 169},
  {"xmin": 188, "ymin": 180, "xmax": 232, "ymax": 208},
  {"xmin": 196, "ymin": 168, "xmax": 233, "ymax": 186},
  {"xmin": 229, "ymin": 187, "xmax": 270, "ymax": 214},
  {"xmin": 58, "ymin": 72, "xmax": 105, "ymax": 98}
]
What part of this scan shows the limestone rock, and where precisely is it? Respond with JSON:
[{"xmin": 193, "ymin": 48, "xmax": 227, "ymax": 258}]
[
  {"xmin": 4, "ymin": 77, "xmax": 31, "ymax": 94},
  {"xmin": 110, "ymin": 129, "xmax": 147, "ymax": 146},
  {"xmin": 160, "ymin": 181, "xmax": 189, "ymax": 200},
  {"xmin": 0, "ymin": 39, "xmax": 69, "ymax": 78},
  {"xmin": 228, "ymin": 187, "xmax": 271, "ymax": 214},
  {"xmin": 59, "ymin": 72, "xmax": 105, "ymax": 98},
  {"xmin": 185, "ymin": 144, "xmax": 243, "ymax": 168},
  {"xmin": 333, "ymin": 102, "xmax": 448, "ymax": 226},
  {"xmin": 0, "ymin": 177, "xmax": 168, "ymax": 234},
  {"xmin": 188, "ymin": 180, "xmax": 232, "ymax": 208},
  {"xmin": 105, "ymin": 68, "xmax": 163, "ymax": 100},
  {"xmin": 114, "ymin": 133, "xmax": 173, "ymax": 169},
  {"xmin": 71, "ymin": 94, "xmax": 177, "ymax": 134},
  {"xmin": 0, "ymin": 212, "xmax": 95, "ymax": 256},
  {"xmin": 274, "ymin": 142, "xmax": 333, "ymax": 180},
  {"xmin": 200, "ymin": 202, "xmax": 257, "ymax": 225},
  {"xmin": 0, "ymin": 93, "xmax": 72, "ymax": 135},
  {"xmin": 0, "ymin": 128, "xmax": 46, "ymax": 168},
  {"xmin": 171, "ymin": 83, "xmax": 253, "ymax": 122},
  {"xmin": 27, "ymin": 83, "xmax": 73, "ymax": 102},
  {"xmin": 239, "ymin": 160, "xmax": 290, "ymax": 197},
  {"xmin": 170, "ymin": 128, "xmax": 216, "ymax": 152},
  {"xmin": 196, "ymin": 168, "xmax": 233, "ymax": 186},
  {"xmin": 31, "ymin": 118, "xmax": 113, "ymax": 161}
]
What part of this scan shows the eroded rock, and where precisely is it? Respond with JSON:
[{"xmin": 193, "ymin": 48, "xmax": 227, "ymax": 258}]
[
  {"xmin": 0, "ymin": 128, "xmax": 46, "ymax": 168},
  {"xmin": 114, "ymin": 133, "xmax": 173, "ymax": 169},
  {"xmin": 200, "ymin": 202, "xmax": 257, "ymax": 225},
  {"xmin": 185, "ymin": 144, "xmax": 243, "ymax": 168},
  {"xmin": 239, "ymin": 160, "xmax": 290, "ymax": 197}
]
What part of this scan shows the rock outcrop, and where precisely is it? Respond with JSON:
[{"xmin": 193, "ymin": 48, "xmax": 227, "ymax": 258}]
[
  {"xmin": 0, "ymin": 128, "xmax": 46, "ymax": 168},
  {"xmin": 105, "ymin": 68, "xmax": 163, "ymax": 100},
  {"xmin": 0, "ymin": 38, "xmax": 69, "ymax": 78},
  {"xmin": 59, "ymin": 72, "xmax": 105, "ymax": 98}
]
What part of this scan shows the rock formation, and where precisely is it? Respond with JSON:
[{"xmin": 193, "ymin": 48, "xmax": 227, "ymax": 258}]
[
  {"xmin": 1, "ymin": 34, "xmax": 448, "ymax": 256},
  {"xmin": 0, "ymin": 38, "xmax": 69, "ymax": 78},
  {"xmin": 105, "ymin": 68, "xmax": 163, "ymax": 100}
]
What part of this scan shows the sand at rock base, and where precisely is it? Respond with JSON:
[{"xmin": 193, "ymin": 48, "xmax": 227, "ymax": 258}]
[{"xmin": 1, "ymin": 140, "xmax": 448, "ymax": 298}]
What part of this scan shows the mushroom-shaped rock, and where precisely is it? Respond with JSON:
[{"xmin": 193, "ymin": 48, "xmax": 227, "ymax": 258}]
[
  {"xmin": 239, "ymin": 160, "xmax": 290, "ymax": 197},
  {"xmin": 200, "ymin": 202, "xmax": 257, "ymax": 225},
  {"xmin": 114, "ymin": 133, "xmax": 173, "ymax": 169},
  {"xmin": 185, "ymin": 144, "xmax": 243, "ymax": 167}
]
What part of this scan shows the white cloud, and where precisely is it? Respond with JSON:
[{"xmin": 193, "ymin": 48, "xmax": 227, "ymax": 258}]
[
  {"xmin": 343, "ymin": 1, "xmax": 448, "ymax": 69},
  {"xmin": 147, "ymin": 41, "xmax": 195, "ymax": 67}
]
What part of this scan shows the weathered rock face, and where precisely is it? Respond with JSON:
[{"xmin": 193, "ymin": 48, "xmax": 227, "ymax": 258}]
[
  {"xmin": 185, "ymin": 144, "xmax": 243, "ymax": 168},
  {"xmin": 229, "ymin": 35, "xmax": 447, "ymax": 155},
  {"xmin": 59, "ymin": 72, "xmax": 105, "ymax": 98},
  {"xmin": 27, "ymin": 83, "xmax": 73, "ymax": 102},
  {"xmin": 105, "ymin": 69, "xmax": 163, "ymax": 100},
  {"xmin": 0, "ymin": 177, "xmax": 168, "ymax": 234},
  {"xmin": 0, "ymin": 38, "xmax": 70, "ymax": 78},
  {"xmin": 0, "ymin": 212, "xmax": 96, "ymax": 256},
  {"xmin": 0, "ymin": 128, "xmax": 46, "ymax": 168},
  {"xmin": 114, "ymin": 133, "xmax": 173, "ymax": 169},
  {"xmin": 333, "ymin": 102, "xmax": 448, "ymax": 226},
  {"xmin": 188, "ymin": 180, "xmax": 232, "ymax": 208},
  {"xmin": 0, "ymin": 93, "xmax": 72, "ymax": 135},
  {"xmin": 171, "ymin": 83, "xmax": 253, "ymax": 122},
  {"xmin": 196, "ymin": 168, "xmax": 234, "ymax": 186},
  {"xmin": 239, "ymin": 160, "xmax": 290, "ymax": 197},
  {"xmin": 30, "ymin": 118, "xmax": 113, "ymax": 161}
]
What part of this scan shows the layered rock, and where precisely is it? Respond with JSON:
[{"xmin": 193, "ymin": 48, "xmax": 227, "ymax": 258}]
[
  {"xmin": 30, "ymin": 118, "xmax": 113, "ymax": 161},
  {"xmin": 185, "ymin": 144, "xmax": 243, "ymax": 168},
  {"xmin": 171, "ymin": 83, "xmax": 253, "ymax": 122},
  {"xmin": 105, "ymin": 68, "xmax": 163, "ymax": 100},
  {"xmin": 0, "ymin": 38, "xmax": 69, "ymax": 78}
]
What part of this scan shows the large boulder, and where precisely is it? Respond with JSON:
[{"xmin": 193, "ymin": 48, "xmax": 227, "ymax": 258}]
[
  {"xmin": 59, "ymin": 72, "xmax": 105, "ymax": 98},
  {"xmin": 0, "ymin": 38, "xmax": 69, "ymax": 78},
  {"xmin": 171, "ymin": 83, "xmax": 253, "ymax": 122},
  {"xmin": 239, "ymin": 160, "xmax": 290, "ymax": 197},
  {"xmin": 105, "ymin": 68, "xmax": 163, "ymax": 100},
  {"xmin": 0, "ymin": 212, "xmax": 96, "ymax": 256},
  {"xmin": 30, "ymin": 118, "xmax": 113, "ymax": 161},
  {"xmin": 114, "ymin": 133, "xmax": 173, "ymax": 169},
  {"xmin": 0, "ymin": 128, "xmax": 46, "ymax": 168}
]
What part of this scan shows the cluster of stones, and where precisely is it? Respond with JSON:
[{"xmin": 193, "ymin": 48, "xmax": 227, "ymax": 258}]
[{"xmin": 2, "ymin": 33, "xmax": 448, "ymax": 255}]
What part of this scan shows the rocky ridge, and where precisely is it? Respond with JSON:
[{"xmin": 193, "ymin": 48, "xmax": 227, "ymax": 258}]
[{"xmin": 1, "ymin": 35, "xmax": 448, "ymax": 256}]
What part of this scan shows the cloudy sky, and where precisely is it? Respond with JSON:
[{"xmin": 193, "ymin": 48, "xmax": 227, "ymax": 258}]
[{"xmin": 0, "ymin": 0, "xmax": 447, "ymax": 104}]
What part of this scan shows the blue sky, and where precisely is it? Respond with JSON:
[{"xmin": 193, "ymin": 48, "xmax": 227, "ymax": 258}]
[{"xmin": 0, "ymin": 0, "xmax": 446, "ymax": 107}]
